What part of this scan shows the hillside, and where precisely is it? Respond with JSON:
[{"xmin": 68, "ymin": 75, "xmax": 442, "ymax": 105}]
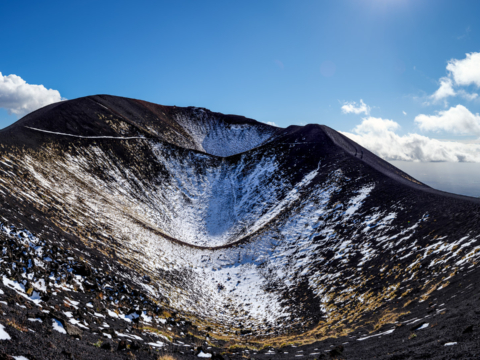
[{"xmin": 0, "ymin": 95, "xmax": 479, "ymax": 359}]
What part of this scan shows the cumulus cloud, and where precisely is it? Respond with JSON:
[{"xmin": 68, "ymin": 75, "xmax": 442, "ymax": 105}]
[
  {"xmin": 341, "ymin": 99, "xmax": 370, "ymax": 115},
  {"xmin": 446, "ymin": 52, "xmax": 480, "ymax": 87},
  {"xmin": 0, "ymin": 72, "xmax": 63, "ymax": 116},
  {"xmin": 415, "ymin": 105, "xmax": 480, "ymax": 136},
  {"xmin": 430, "ymin": 77, "xmax": 456, "ymax": 102},
  {"xmin": 341, "ymin": 117, "xmax": 480, "ymax": 162},
  {"xmin": 429, "ymin": 52, "xmax": 480, "ymax": 103}
]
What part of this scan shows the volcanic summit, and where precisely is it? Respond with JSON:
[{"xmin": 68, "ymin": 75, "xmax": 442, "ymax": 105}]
[{"xmin": 0, "ymin": 95, "xmax": 479, "ymax": 359}]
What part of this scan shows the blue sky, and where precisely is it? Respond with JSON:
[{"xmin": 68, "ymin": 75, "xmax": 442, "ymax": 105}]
[{"xmin": 1, "ymin": 0, "xmax": 480, "ymax": 164}]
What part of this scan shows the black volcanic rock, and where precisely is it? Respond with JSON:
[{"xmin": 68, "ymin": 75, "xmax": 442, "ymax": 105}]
[{"xmin": 0, "ymin": 95, "xmax": 479, "ymax": 359}]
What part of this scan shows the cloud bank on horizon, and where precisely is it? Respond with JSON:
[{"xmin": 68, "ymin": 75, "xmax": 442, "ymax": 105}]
[
  {"xmin": 415, "ymin": 105, "xmax": 480, "ymax": 136},
  {"xmin": 0, "ymin": 72, "xmax": 64, "ymax": 117},
  {"xmin": 342, "ymin": 51, "xmax": 480, "ymax": 163},
  {"xmin": 342, "ymin": 117, "xmax": 480, "ymax": 163}
]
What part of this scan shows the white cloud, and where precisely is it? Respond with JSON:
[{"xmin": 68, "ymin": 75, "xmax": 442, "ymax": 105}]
[
  {"xmin": 430, "ymin": 77, "xmax": 456, "ymax": 102},
  {"xmin": 351, "ymin": 116, "xmax": 399, "ymax": 134},
  {"xmin": 446, "ymin": 52, "xmax": 480, "ymax": 87},
  {"xmin": 428, "ymin": 52, "xmax": 480, "ymax": 103},
  {"xmin": 341, "ymin": 99, "xmax": 370, "ymax": 115},
  {"xmin": 341, "ymin": 116, "xmax": 480, "ymax": 162},
  {"xmin": 415, "ymin": 105, "xmax": 480, "ymax": 136},
  {"xmin": 0, "ymin": 72, "xmax": 64, "ymax": 116},
  {"xmin": 403, "ymin": 111, "xmax": 407, "ymax": 116},
  {"xmin": 457, "ymin": 89, "xmax": 478, "ymax": 101},
  {"xmin": 267, "ymin": 121, "xmax": 277, "ymax": 126}
]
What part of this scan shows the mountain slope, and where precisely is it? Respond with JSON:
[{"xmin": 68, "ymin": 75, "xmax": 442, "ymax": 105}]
[{"xmin": 0, "ymin": 95, "xmax": 479, "ymax": 359}]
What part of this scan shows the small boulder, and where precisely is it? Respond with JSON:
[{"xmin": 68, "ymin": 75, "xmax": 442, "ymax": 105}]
[
  {"xmin": 64, "ymin": 323, "xmax": 82, "ymax": 339},
  {"xmin": 61, "ymin": 349, "xmax": 74, "ymax": 359},
  {"xmin": 130, "ymin": 341, "xmax": 141, "ymax": 351},
  {"xmin": 72, "ymin": 263, "xmax": 92, "ymax": 277},
  {"xmin": 117, "ymin": 340, "xmax": 127, "ymax": 351},
  {"xmin": 101, "ymin": 342, "xmax": 112, "ymax": 351},
  {"xmin": 212, "ymin": 352, "xmax": 225, "ymax": 360},
  {"xmin": 329, "ymin": 345, "xmax": 344, "ymax": 358}
]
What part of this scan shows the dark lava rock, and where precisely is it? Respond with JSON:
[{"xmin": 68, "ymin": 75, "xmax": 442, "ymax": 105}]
[
  {"xmin": 329, "ymin": 344, "xmax": 344, "ymax": 358},
  {"xmin": 61, "ymin": 349, "xmax": 74, "ymax": 359},
  {"xmin": 72, "ymin": 263, "xmax": 92, "ymax": 277},
  {"xmin": 463, "ymin": 325, "xmax": 474, "ymax": 334},
  {"xmin": 117, "ymin": 340, "xmax": 127, "ymax": 351},
  {"xmin": 0, "ymin": 352, "xmax": 14, "ymax": 360},
  {"xmin": 212, "ymin": 352, "xmax": 224, "ymax": 360},
  {"xmin": 101, "ymin": 342, "xmax": 112, "ymax": 350},
  {"xmin": 130, "ymin": 341, "xmax": 141, "ymax": 351},
  {"xmin": 194, "ymin": 346, "xmax": 202, "ymax": 355}
]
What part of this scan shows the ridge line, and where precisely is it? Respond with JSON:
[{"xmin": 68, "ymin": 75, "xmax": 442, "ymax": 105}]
[{"xmin": 25, "ymin": 126, "xmax": 150, "ymax": 140}]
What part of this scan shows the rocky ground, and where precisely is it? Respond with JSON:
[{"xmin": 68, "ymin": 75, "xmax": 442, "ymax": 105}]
[{"xmin": 1, "ymin": 245, "xmax": 479, "ymax": 360}]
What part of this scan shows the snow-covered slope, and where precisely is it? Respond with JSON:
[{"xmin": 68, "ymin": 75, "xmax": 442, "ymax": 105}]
[{"xmin": 174, "ymin": 108, "xmax": 277, "ymax": 157}]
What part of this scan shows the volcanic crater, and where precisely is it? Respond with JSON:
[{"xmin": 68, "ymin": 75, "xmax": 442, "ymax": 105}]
[{"xmin": 0, "ymin": 95, "xmax": 479, "ymax": 359}]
